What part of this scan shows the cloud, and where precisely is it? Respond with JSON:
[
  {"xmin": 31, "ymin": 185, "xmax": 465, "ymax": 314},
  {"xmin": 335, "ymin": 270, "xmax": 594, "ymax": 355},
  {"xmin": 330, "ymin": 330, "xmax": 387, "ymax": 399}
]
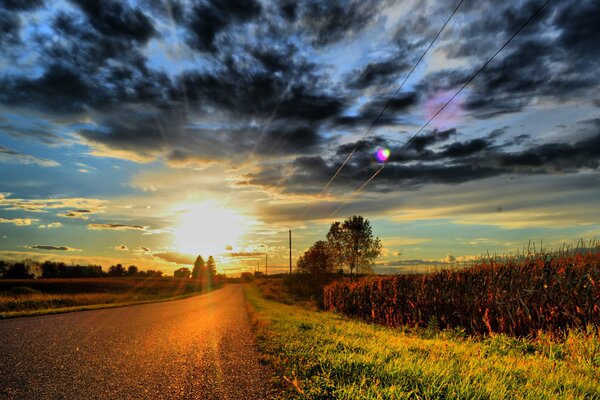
[
  {"xmin": 29, "ymin": 245, "xmax": 80, "ymax": 251},
  {"xmin": 0, "ymin": 145, "xmax": 60, "ymax": 167},
  {"xmin": 71, "ymin": 0, "xmax": 156, "ymax": 43},
  {"xmin": 57, "ymin": 209, "xmax": 93, "ymax": 219},
  {"xmin": 178, "ymin": 0, "xmax": 262, "ymax": 53},
  {"xmin": 225, "ymin": 252, "xmax": 264, "ymax": 257},
  {"xmin": 88, "ymin": 223, "xmax": 147, "ymax": 231},
  {"xmin": 38, "ymin": 222, "xmax": 62, "ymax": 229},
  {"xmin": 115, "ymin": 244, "xmax": 128, "ymax": 251},
  {"xmin": 294, "ymin": 0, "xmax": 383, "ymax": 47},
  {"xmin": 243, "ymin": 121, "xmax": 600, "ymax": 195},
  {"xmin": 153, "ymin": 252, "xmax": 195, "ymax": 265},
  {"xmin": 133, "ymin": 246, "xmax": 151, "ymax": 253},
  {"xmin": 0, "ymin": 217, "xmax": 39, "ymax": 226},
  {"xmin": 0, "ymin": 194, "xmax": 107, "ymax": 213}
]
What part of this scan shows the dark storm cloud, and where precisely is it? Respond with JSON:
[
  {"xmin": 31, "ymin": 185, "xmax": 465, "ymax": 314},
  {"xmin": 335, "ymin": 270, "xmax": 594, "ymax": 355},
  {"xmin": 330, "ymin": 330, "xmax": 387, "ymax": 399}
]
[
  {"xmin": 348, "ymin": 57, "xmax": 412, "ymax": 90},
  {"xmin": 243, "ymin": 121, "xmax": 600, "ymax": 194},
  {"xmin": 423, "ymin": 0, "xmax": 600, "ymax": 118},
  {"xmin": 78, "ymin": 109, "xmax": 179, "ymax": 157},
  {"xmin": 296, "ymin": 0, "xmax": 383, "ymax": 47},
  {"xmin": 71, "ymin": 0, "xmax": 155, "ymax": 42},
  {"xmin": 256, "ymin": 124, "xmax": 323, "ymax": 156},
  {"xmin": 1, "ymin": 0, "xmax": 598, "ymax": 173},
  {"xmin": 336, "ymin": 92, "xmax": 417, "ymax": 127},
  {"xmin": 178, "ymin": 0, "xmax": 262, "ymax": 53},
  {"xmin": 0, "ymin": 11, "xmax": 21, "ymax": 47},
  {"xmin": 405, "ymin": 128, "xmax": 456, "ymax": 153},
  {"xmin": 0, "ymin": 0, "xmax": 44, "ymax": 47},
  {"xmin": 335, "ymin": 136, "xmax": 389, "ymax": 157},
  {"xmin": 1, "ymin": 64, "xmax": 96, "ymax": 114},
  {"xmin": 2, "ymin": 0, "xmax": 44, "ymax": 11},
  {"xmin": 176, "ymin": 61, "xmax": 345, "ymax": 122}
]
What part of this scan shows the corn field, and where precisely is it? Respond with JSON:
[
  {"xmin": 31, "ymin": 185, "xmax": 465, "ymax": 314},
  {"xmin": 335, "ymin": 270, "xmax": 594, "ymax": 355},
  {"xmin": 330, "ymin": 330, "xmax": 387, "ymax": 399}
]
[{"xmin": 323, "ymin": 251, "xmax": 600, "ymax": 337}]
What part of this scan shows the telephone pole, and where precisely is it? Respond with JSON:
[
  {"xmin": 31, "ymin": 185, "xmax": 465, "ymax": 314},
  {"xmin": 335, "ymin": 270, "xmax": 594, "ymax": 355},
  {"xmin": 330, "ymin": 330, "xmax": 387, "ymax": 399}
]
[
  {"xmin": 265, "ymin": 253, "xmax": 268, "ymax": 276},
  {"xmin": 289, "ymin": 228, "xmax": 292, "ymax": 274}
]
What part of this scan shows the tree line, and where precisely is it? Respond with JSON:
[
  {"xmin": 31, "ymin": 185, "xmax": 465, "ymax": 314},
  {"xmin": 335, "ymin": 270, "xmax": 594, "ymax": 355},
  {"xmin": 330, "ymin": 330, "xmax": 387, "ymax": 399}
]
[
  {"xmin": 0, "ymin": 259, "xmax": 163, "ymax": 279},
  {"xmin": 174, "ymin": 255, "xmax": 218, "ymax": 281}
]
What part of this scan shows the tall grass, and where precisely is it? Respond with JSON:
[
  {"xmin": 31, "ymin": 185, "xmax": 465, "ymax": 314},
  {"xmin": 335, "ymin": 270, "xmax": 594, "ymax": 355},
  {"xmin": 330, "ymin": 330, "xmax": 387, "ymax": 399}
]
[{"xmin": 324, "ymin": 251, "xmax": 600, "ymax": 337}]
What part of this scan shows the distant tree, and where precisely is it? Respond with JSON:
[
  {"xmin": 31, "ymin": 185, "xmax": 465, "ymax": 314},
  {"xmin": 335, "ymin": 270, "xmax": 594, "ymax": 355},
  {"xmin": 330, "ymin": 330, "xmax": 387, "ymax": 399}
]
[
  {"xmin": 145, "ymin": 269, "xmax": 163, "ymax": 277},
  {"xmin": 326, "ymin": 215, "xmax": 382, "ymax": 277},
  {"xmin": 108, "ymin": 263, "xmax": 126, "ymax": 277},
  {"xmin": 206, "ymin": 256, "xmax": 216, "ymax": 277},
  {"xmin": 174, "ymin": 267, "xmax": 190, "ymax": 279},
  {"xmin": 192, "ymin": 256, "xmax": 205, "ymax": 279},
  {"xmin": 41, "ymin": 261, "xmax": 67, "ymax": 278},
  {"xmin": 297, "ymin": 240, "xmax": 335, "ymax": 275},
  {"xmin": 240, "ymin": 272, "xmax": 254, "ymax": 282},
  {"xmin": 3, "ymin": 262, "xmax": 34, "ymax": 279},
  {"xmin": 0, "ymin": 260, "xmax": 8, "ymax": 277},
  {"xmin": 126, "ymin": 265, "xmax": 139, "ymax": 276}
]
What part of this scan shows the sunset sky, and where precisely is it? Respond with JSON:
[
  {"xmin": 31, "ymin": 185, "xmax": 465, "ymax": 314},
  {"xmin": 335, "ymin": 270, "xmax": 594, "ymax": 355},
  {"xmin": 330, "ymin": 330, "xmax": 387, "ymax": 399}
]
[{"xmin": 0, "ymin": 0, "xmax": 598, "ymax": 275}]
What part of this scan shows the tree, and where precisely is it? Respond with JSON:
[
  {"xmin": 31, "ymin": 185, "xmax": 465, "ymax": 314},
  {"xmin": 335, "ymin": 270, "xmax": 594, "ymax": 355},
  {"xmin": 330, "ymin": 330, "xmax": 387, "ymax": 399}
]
[
  {"xmin": 3, "ymin": 263, "xmax": 34, "ymax": 279},
  {"xmin": 108, "ymin": 263, "xmax": 126, "ymax": 277},
  {"xmin": 297, "ymin": 241, "xmax": 335, "ymax": 275},
  {"xmin": 191, "ymin": 255, "xmax": 205, "ymax": 279},
  {"xmin": 326, "ymin": 221, "xmax": 345, "ymax": 273},
  {"xmin": 206, "ymin": 256, "xmax": 216, "ymax": 278},
  {"xmin": 126, "ymin": 265, "xmax": 139, "ymax": 276},
  {"xmin": 174, "ymin": 267, "xmax": 190, "ymax": 279},
  {"xmin": 0, "ymin": 260, "xmax": 8, "ymax": 277},
  {"xmin": 326, "ymin": 215, "xmax": 382, "ymax": 277}
]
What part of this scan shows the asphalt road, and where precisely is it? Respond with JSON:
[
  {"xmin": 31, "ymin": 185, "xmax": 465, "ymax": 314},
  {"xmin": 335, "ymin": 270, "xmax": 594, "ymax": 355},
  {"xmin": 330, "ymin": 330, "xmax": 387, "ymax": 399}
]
[{"xmin": 0, "ymin": 284, "xmax": 276, "ymax": 400}]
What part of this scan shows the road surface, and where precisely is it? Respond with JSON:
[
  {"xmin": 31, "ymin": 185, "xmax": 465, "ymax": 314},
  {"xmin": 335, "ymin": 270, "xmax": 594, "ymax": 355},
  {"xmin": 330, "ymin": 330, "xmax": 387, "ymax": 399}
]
[{"xmin": 0, "ymin": 284, "xmax": 276, "ymax": 399}]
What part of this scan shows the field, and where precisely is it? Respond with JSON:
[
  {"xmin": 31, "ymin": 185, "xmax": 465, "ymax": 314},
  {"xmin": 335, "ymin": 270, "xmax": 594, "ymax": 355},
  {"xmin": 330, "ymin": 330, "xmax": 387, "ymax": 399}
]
[
  {"xmin": 246, "ymin": 284, "xmax": 600, "ymax": 399},
  {"xmin": 325, "ymin": 251, "xmax": 600, "ymax": 337},
  {"xmin": 0, "ymin": 277, "xmax": 219, "ymax": 318}
]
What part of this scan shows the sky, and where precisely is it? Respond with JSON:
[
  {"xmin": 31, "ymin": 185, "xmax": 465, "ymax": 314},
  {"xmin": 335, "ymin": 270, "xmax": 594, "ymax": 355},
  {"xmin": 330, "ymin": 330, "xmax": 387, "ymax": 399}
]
[{"xmin": 0, "ymin": 0, "xmax": 599, "ymax": 275}]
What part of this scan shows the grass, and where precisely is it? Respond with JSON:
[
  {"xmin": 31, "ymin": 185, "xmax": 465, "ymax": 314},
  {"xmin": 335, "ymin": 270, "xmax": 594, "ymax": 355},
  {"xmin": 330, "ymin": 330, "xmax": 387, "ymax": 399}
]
[
  {"xmin": 0, "ymin": 277, "xmax": 220, "ymax": 318},
  {"xmin": 245, "ymin": 284, "xmax": 600, "ymax": 399}
]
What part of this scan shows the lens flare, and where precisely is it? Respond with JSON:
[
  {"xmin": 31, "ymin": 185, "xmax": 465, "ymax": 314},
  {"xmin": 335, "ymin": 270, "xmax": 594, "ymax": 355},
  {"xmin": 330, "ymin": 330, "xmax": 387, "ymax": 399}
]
[{"xmin": 375, "ymin": 148, "xmax": 390, "ymax": 163}]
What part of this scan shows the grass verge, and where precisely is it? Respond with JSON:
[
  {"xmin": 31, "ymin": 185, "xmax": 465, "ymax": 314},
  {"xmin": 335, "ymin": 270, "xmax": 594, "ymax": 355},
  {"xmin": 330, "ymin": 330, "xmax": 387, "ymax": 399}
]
[{"xmin": 245, "ymin": 284, "xmax": 600, "ymax": 399}]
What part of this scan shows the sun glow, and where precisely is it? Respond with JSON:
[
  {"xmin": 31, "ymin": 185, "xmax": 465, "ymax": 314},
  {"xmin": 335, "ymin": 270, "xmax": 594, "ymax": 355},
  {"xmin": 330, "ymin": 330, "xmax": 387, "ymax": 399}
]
[{"xmin": 173, "ymin": 203, "xmax": 246, "ymax": 256}]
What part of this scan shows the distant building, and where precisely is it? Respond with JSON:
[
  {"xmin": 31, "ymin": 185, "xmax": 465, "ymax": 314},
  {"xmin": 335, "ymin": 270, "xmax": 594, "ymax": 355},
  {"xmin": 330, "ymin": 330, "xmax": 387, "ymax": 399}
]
[{"xmin": 174, "ymin": 267, "xmax": 190, "ymax": 279}]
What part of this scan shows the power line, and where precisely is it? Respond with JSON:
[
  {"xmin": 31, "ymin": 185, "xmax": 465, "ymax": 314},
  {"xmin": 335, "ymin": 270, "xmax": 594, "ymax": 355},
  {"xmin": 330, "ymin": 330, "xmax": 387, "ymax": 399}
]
[
  {"xmin": 329, "ymin": 0, "xmax": 554, "ymax": 219},
  {"xmin": 295, "ymin": 0, "xmax": 465, "ymax": 222}
]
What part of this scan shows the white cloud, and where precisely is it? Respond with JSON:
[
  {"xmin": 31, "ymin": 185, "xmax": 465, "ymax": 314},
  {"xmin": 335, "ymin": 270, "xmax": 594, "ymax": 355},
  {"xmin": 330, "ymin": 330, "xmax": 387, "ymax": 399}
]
[
  {"xmin": 0, "ymin": 217, "xmax": 39, "ymax": 226},
  {"xmin": 38, "ymin": 222, "xmax": 62, "ymax": 229}
]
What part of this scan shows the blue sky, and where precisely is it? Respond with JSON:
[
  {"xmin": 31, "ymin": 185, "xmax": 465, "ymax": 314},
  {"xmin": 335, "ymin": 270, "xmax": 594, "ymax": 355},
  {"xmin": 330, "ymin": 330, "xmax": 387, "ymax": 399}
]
[{"xmin": 1, "ymin": 0, "xmax": 599, "ymax": 275}]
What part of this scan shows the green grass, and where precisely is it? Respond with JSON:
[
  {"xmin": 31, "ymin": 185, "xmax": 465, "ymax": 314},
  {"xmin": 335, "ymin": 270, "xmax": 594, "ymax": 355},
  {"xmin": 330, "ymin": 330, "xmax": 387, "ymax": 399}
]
[{"xmin": 245, "ymin": 284, "xmax": 600, "ymax": 399}]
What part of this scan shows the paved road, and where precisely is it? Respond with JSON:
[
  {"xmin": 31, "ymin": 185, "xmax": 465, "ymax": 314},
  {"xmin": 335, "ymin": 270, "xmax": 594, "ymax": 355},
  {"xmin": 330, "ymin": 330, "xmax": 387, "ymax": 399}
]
[{"xmin": 0, "ymin": 284, "xmax": 275, "ymax": 399}]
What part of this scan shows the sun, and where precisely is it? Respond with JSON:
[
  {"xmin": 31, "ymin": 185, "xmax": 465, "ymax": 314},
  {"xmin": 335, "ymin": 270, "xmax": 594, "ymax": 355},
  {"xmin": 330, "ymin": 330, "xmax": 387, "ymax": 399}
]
[{"xmin": 173, "ymin": 202, "xmax": 246, "ymax": 256}]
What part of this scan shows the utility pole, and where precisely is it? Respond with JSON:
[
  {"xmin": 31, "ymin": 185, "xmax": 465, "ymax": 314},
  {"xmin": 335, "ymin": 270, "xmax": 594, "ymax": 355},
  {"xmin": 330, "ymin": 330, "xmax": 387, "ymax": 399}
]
[
  {"xmin": 289, "ymin": 228, "xmax": 292, "ymax": 274},
  {"xmin": 265, "ymin": 253, "xmax": 268, "ymax": 276}
]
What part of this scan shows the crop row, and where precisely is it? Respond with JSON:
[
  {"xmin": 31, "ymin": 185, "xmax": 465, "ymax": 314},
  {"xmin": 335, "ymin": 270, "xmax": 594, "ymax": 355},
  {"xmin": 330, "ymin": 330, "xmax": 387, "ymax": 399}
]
[{"xmin": 323, "ymin": 252, "xmax": 600, "ymax": 337}]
